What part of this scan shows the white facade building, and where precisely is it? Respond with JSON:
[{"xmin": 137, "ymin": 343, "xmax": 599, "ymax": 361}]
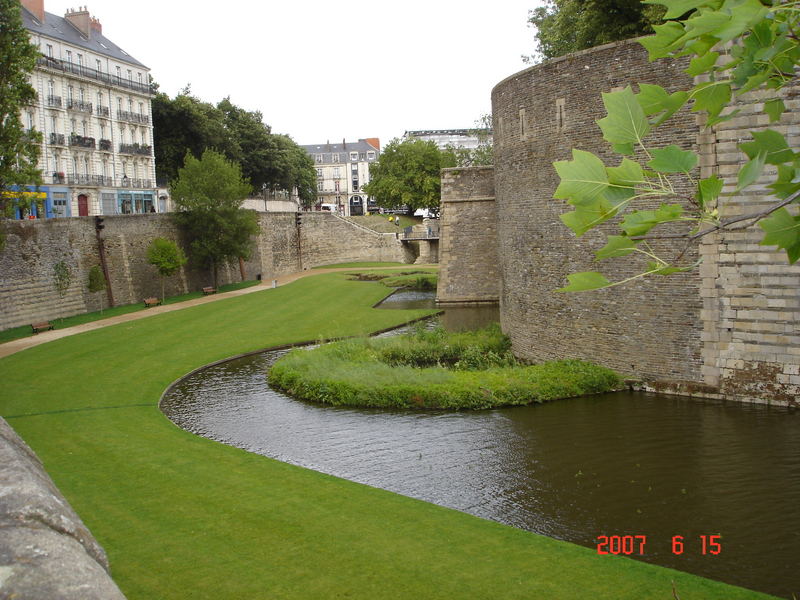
[
  {"xmin": 301, "ymin": 139, "xmax": 380, "ymax": 216},
  {"xmin": 403, "ymin": 129, "xmax": 492, "ymax": 151},
  {"xmin": 18, "ymin": 0, "xmax": 158, "ymax": 218}
]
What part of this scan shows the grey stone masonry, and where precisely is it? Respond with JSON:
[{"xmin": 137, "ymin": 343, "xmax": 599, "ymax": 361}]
[
  {"xmin": 437, "ymin": 167, "xmax": 499, "ymax": 304},
  {"xmin": 0, "ymin": 418, "xmax": 127, "ymax": 599},
  {"xmin": 0, "ymin": 212, "xmax": 410, "ymax": 331},
  {"xmin": 488, "ymin": 37, "xmax": 798, "ymax": 404}
]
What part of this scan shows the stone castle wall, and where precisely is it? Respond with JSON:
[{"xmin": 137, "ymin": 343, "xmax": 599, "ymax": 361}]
[
  {"xmin": 0, "ymin": 212, "xmax": 409, "ymax": 330},
  {"xmin": 485, "ymin": 38, "xmax": 799, "ymax": 404},
  {"xmin": 437, "ymin": 167, "xmax": 499, "ymax": 304}
]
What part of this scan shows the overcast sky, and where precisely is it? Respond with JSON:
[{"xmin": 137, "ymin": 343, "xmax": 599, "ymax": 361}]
[{"xmin": 42, "ymin": 0, "xmax": 542, "ymax": 147}]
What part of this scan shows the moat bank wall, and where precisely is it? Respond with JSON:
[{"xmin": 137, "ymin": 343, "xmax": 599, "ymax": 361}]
[
  {"xmin": 481, "ymin": 38, "xmax": 799, "ymax": 404},
  {"xmin": 0, "ymin": 212, "xmax": 409, "ymax": 330}
]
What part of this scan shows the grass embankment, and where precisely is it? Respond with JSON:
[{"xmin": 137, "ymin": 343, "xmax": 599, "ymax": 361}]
[
  {"xmin": 347, "ymin": 214, "xmax": 422, "ymax": 232},
  {"xmin": 348, "ymin": 269, "xmax": 438, "ymax": 291},
  {"xmin": 268, "ymin": 324, "xmax": 622, "ymax": 409},
  {"xmin": 0, "ymin": 279, "xmax": 260, "ymax": 344},
  {"xmin": 0, "ymin": 273, "xmax": 776, "ymax": 599}
]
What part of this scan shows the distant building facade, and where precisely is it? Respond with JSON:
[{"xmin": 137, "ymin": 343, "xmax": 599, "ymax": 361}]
[
  {"xmin": 17, "ymin": 0, "xmax": 157, "ymax": 219},
  {"xmin": 301, "ymin": 139, "xmax": 380, "ymax": 216},
  {"xmin": 403, "ymin": 129, "xmax": 492, "ymax": 151}
]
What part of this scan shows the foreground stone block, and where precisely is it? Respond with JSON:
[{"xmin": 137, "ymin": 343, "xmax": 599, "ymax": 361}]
[{"xmin": 0, "ymin": 418, "xmax": 126, "ymax": 599}]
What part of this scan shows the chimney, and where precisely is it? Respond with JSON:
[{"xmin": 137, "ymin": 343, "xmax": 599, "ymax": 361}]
[
  {"xmin": 342, "ymin": 138, "xmax": 346, "ymax": 150},
  {"xmin": 20, "ymin": 0, "xmax": 45, "ymax": 23},
  {"xmin": 65, "ymin": 6, "xmax": 91, "ymax": 38},
  {"xmin": 90, "ymin": 16, "xmax": 102, "ymax": 35}
]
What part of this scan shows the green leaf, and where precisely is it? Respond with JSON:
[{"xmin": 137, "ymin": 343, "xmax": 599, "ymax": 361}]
[
  {"xmin": 686, "ymin": 51, "xmax": 719, "ymax": 76},
  {"xmin": 640, "ymin": 21, "xmax": 687, "ymax": 59},
  {"xmin": 712, "ymin": 0, "xmax": 769, "ymax": 44},
  {"xmin": 759, "ymin": 208, "xmax": 800, "ymax": 263},
  {"xmin": 636, "ymin": 84, "xmax": 689, "ymax": 126},
  {"xmin": 692, "ymin": 80, "xmax": 732, "ymax": 121},
  {"xmin": 737, "ymin": 151, "xmax": 767, "ymax": 190},
  {"xmin": 698, "ymin": 175, "xmax": 723, "ymax": 209},
  {"xmin": 612, "ymin": 142, "xmax": 635, "ymax": 156},
  {"xmin": 557, "ymin": 272, "xmax": 612, "ymax": 293},
  {"xmin": 560, "ymin": 198, "xmax": 619, "ymax": 236},
  {"xmin": 595, "ymin": 236, "xmax": 638, "ymax": 261},
  {"xmin": 740, "ymin": 130, "xmax": 794, "ymax": 166},
  {"xmin": 553, "ymin": 149, "xmax": 609, "ymax": 205},
  {"xmin": 643, "ymin": 0, "xmax": 721, "ymax": 20},
  {"xmin": 607, "ymin": 158, "xmax": 645, "ymax": 188},
  {"xmin": 597, "ymin": 87, "xmax": 651, "ymax": 147},
  {"xmin": 621, "ymin": 204, "xmax": 684, "ymax": 236},
  {"xmin": 764, "ymin": 98, "xmax": 785, "ymax": 123},
  {"xmin": 769, "ymin": 165, "xmax": 800, "ymax": 200},
  {"xmin": 647, "ymin": 145, "xmax": 698, "ymax": 173}
]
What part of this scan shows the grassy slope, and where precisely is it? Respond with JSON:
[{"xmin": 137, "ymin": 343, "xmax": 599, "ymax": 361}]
[{"xmin": 0, "ymin": 273, "xmax": 774, "ymax": 600}]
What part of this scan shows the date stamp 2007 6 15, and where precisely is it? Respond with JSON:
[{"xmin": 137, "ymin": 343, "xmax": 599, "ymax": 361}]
[{"xmin": 596, "ymin": 535, "xmax": 722, "ymax": 556}]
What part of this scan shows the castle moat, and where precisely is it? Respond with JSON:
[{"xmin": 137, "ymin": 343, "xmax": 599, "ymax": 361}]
[{"xmin": 162, "ymin": 304, "xmax": 799, "ymax": 598}]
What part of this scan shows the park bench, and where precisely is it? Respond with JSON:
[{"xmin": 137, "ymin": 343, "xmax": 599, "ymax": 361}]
[
  {"xmin": 143, "ymin": 297, "xmax": 162, "ymax": 308},
  {"xmin": 202, "ymin": 286, "xmax": 217, "ymax": 295},
  {"xmin": 31, "ymin": 321, "xmax": 54, "ymax": 334}
]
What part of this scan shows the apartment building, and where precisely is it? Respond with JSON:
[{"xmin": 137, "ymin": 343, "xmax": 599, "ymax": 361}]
[
  {"xmin": 17, "ymin": 0, "xmax": 157, "ymax": 218},
  {"xmin": 403, "ymin": 129, "xmax": 491, "ymax": 150},
  {"xmin": 301, "ymin": 139, "xmax": 380, "ymax": 216}
]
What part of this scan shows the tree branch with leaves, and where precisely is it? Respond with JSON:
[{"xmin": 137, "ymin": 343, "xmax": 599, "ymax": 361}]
[{"xmin": 553, "ymin": 0, "xmax": 800, "ymax": 292}]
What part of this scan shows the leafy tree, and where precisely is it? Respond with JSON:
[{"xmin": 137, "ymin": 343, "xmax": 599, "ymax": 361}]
[
  {"xmin": 87, "ymin": 265, "xmax": 107, "ymax": 313},
  {"xmin": 152, "ymin": 92, "xmax": 234, "ymax": 185},
  {"xmin": 363, "ymin": 138, "xmax": 446, "ymax": 214},
  {"xmin": 153, "ymin": 93, "xmax": 316, "ymax": 206},
  {"xmin": 526, "ymin": 0, "xmax": 665, "ymax": 61},
  {"xmin": 170, "ymin": 150, "xmax": 258, "ymax": 287},
  {"xmin": 552, "ymin": 0, "xmax": 800, "ymax": 292},
  {"xmin": 146, "ymin": 237, "xmax": 187, "ymax": 301},
  {"xmin": 0, "ymin": 0, "xmax": 43, "ymax": 248}
]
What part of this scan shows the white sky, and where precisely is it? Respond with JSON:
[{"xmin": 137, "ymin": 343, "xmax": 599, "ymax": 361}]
[{"xmin": 42, "ymin": 0, "xmax": 542, "ymax": 147}]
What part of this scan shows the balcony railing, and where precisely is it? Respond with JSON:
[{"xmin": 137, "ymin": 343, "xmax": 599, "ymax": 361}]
[
  {"xmin": 47, "ymin": 95, "xmax": 62, "ymax": 108},
  {"xmin": 36, "ymin": 55, "xmax": 155, "ymax": 96},
  {"xmin": 66, "ymin": 99, "xmax": 93, "ymax": 113},
  {"xmin": 40, "ymin": 172, "xmax": 154, "ymax": 188},
  {"xmin": 119, "ymin": 143, "xmax": 152, "ymax": 156},
  {"xmin": 120, "ymin": 177, "xmax": 153, "ymax": 188},
  {"xmin": 49, "ymin": 133, "xmax": 66, "ymax": 145},
  {"xmin": 69, "ymin": 134, "xmax": 96, "ymax": 149},
  {"xmin": 98, "ymin": 139, "xmax": 112, "ymax": 151},
  {"xmin": 96, "ymin": 105, "xmax": 110, "ymax": 118},
  {"xmin": 67, "ymin": 174, "xmax": 113, "ymax": 186},
  {"xmin": 116, "ymin": 110, "xmax": 150, "ymax": 124}
]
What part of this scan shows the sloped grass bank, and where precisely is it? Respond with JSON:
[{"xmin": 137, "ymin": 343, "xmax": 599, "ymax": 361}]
[
  {"xmin": 0, "ymin": 274, "xmax": 776, "ymax": 600},
  {"xmin": 269, "ymin": 325, "xmax": 623, "ymax": 409},
  {"xmin": 347, "ymin": 269, "xmax": 438, "ymax": 291}
]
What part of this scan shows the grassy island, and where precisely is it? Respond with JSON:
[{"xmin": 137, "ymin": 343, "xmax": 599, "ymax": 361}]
[{"xmin": 268, "ymin": 324, "xmax": 623, "ymax": 409}]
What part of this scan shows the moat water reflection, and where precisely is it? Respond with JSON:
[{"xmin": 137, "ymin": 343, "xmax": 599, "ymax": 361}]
[{"xmin": 161, "ymin": 298, "xmax": 799, "ymax": 598}]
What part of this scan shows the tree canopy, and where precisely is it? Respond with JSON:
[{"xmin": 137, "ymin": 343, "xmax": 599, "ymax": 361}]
[
  {"xmin": 170, "ymin": 150, "xmax": 259, "ymax": 286},
  {"xmin": 153, "ymin": 92, "xmax": 316, "ymax": 205},
  {"xmin": 0, "ymin": 0, "xmax": 43, "ymax": 241},
  {"xmin": 552, "ymin": 0, "xmax": 800, "ymax": 291},
  {"xmin": 527, "ymin": 0, "xmax": 665, "ymax": 61},
  {"xmin": 363, "ymin": 138, "xmax": 447, "ymax": 213},
  {"xmin": 147, "ymin": 237, "xmax": 187, "ymax": 301}
]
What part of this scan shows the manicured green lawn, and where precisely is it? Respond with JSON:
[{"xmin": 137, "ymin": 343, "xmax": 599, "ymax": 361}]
[
  {"xmin": 311, "ymin": 261, "xmax": 409, "ymax": 269},
  {"xmin": 0, "ymin": 279, "xmax": 261, "ymax": 344},
  {"xmin": 0, "ymin": 273, "xmax": 775, "ymax": 599}
]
